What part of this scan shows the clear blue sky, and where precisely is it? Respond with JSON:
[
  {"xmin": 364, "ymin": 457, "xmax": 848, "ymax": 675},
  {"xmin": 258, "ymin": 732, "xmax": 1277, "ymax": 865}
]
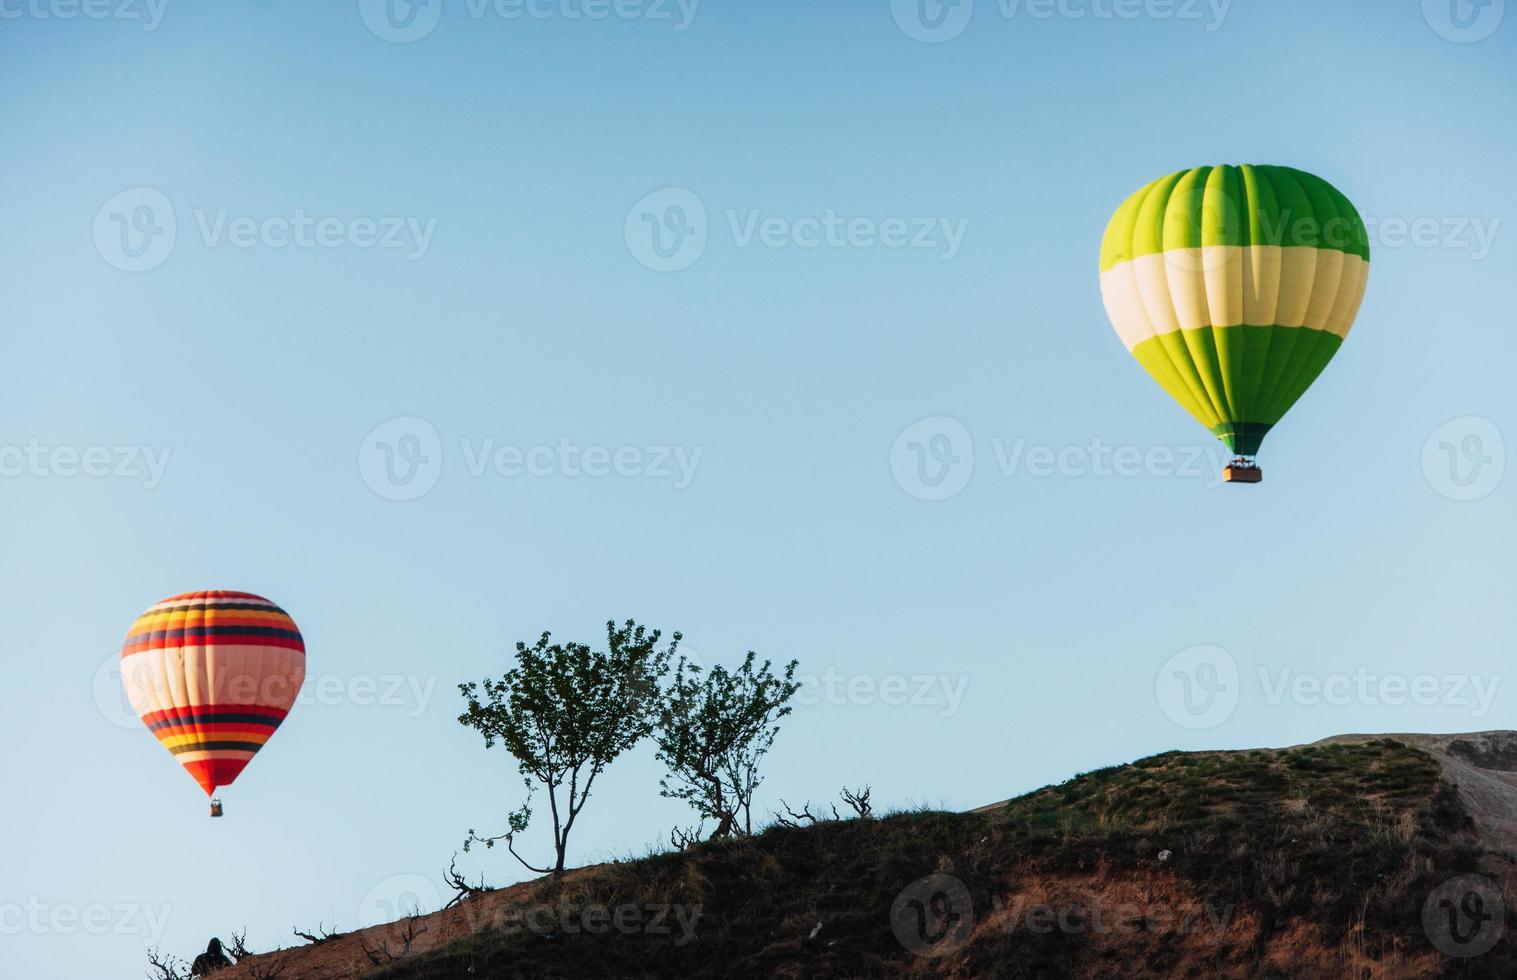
[{"xmin": 2, "ymin": 2, "xmax": 1514, "ymax": 976}]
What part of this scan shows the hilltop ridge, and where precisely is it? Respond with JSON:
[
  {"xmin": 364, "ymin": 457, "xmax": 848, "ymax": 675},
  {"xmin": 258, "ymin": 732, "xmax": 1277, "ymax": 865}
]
[{"xmin": 217, "ymin": 733, "xmax": 1517, "ymax": 979}]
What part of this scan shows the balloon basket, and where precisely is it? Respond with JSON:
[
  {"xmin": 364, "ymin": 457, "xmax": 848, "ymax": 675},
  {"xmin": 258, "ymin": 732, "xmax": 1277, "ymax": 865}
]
[
  {"xmin": 1223, "ymin": 459, "xmax": 1262, "ymax": 484},
  {"xmin": 210, "ymin": 799, "xmax": 224, "ymax": 818}
]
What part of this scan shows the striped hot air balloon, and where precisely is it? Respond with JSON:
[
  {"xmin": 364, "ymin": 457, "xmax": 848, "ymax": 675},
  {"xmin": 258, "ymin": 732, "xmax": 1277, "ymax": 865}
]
[
  {"xmin": 1099, "ymin": 165, "xmax": 1370, "ymax": 482},
  {"xmin": 120, "ymin": 591, "xmax": 305, "ymax": 812}
]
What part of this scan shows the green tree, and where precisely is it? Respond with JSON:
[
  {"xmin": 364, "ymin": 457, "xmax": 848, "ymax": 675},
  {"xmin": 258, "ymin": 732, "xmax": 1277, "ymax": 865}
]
[
  {"xmin": 655, "ymin": 652, "xmax": 800, "ymax": 839},
  {"xmin": 458, "ymin": 620, "xmax": 678, "ymax": 874}
]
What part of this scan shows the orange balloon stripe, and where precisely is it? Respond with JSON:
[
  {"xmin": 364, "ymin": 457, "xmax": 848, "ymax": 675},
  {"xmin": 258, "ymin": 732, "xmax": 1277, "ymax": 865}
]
[{"xmin": 129, "ymin": 608, "xmax": 297, "ymax": 625}]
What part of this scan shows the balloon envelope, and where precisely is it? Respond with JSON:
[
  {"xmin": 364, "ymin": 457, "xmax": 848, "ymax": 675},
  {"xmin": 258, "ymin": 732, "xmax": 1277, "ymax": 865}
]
[
  {"xmin": 120, "ymin": 590, "xmax": 305, "ymax": 796},
  {"xmin": 1099, "ymin": 164, "xmax": 1370, "ymax": 458}
]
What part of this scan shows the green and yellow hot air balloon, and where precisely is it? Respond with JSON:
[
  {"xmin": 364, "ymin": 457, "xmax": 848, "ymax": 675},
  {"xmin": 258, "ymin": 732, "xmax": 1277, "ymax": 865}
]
[{"xmin": 1099, "ymin": 165, "xmax": 1369, "ymax": 483}]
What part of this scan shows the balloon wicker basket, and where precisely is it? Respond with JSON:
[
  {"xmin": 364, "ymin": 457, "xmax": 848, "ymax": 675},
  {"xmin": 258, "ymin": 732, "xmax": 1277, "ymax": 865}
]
[
  {"xmin": 210, "ymin": 798, "xmax": 224, "ymax": 818},
  {"xmin": 1223, "ymin": 459, "xmax": 1263, "ymax": 484}
]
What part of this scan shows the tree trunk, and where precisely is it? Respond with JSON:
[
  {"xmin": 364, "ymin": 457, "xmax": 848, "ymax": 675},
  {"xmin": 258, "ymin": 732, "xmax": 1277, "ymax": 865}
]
[{"xmin": 708, "ymin": 811, "xmax": 735, "ymax": 840}]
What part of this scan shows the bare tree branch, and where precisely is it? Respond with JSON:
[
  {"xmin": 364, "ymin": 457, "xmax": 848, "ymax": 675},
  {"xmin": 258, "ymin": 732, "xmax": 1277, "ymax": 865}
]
[
  {"xmin": 398, "ymin": 914, "xmax": 429, "ymax": 953},
  {"xmin": 225, "ymin": 929, "xmax": 252, "ymax": 962},
  {"xmin": 246, "ymin": 952, "xmax": 289, "ymax": 980},
  {"xmin": 838, "ymin": 785, "xmax": 873, "ymax": 819},
  {"xmin": 775, "ymin": 799, "xmax": 822, "ymax": 828},
  {"xmin": 146, "ymin": 948, "xmax": 188, "ymax": 980},
  {"xmin": 444, "ymin": 853, "xmax": 498, "ymax": 910},
  {"xmin": 292, "ymin": 922, "xmax": 342, "ymax": 945}
]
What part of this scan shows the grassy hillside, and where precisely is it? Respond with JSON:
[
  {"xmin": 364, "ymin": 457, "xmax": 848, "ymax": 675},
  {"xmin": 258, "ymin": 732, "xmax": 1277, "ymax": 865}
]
[{"xmin": 221, "ymin": 739, "xmax": 1513, "ymax": 979}]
